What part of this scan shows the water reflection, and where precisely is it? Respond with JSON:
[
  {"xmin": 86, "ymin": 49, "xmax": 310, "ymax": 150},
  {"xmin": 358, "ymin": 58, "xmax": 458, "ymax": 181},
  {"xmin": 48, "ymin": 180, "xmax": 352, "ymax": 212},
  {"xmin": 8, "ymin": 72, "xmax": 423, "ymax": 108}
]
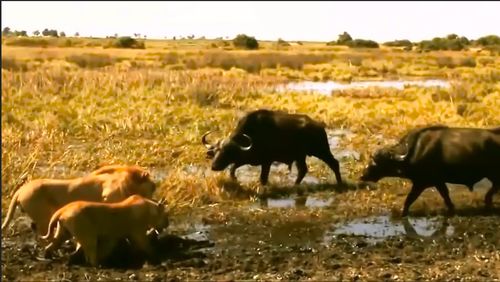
[
  {"xmin": 279, "ymin": 79, "xmax": 450, "ymax": 95},
  {"xmin": 258, "ymin": 196, "xmax": 333, "ymax": 209},
  {"xmin": 325, "ymin": 216, "xmax": 454, "ymax": 244}
]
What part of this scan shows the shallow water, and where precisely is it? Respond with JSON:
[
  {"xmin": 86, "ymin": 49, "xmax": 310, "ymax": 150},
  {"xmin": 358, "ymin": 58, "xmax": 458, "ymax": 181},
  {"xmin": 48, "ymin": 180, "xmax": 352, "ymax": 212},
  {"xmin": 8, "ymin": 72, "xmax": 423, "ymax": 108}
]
[
  {"xmin": 279, "ymin": 79, "xmax": 450, "ymax": 95},
  {"xmin": 326, "ymin": 215, "xmax": 454, "ymax": 244},
  {"xmin": 261, "ymin": 196, "xmax": 334, "ymax": 209}
]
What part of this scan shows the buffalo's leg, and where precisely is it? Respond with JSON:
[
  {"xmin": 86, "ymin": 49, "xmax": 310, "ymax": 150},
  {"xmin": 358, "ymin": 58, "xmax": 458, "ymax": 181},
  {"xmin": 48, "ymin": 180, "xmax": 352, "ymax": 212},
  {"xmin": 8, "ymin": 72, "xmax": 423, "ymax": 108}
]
[
  {"xmin": 260, "ymin": 163, "xmax": 272, "ymax": 185},
  {"xmin": 435, "ymin": 183, "xmax": 455, "ymax": 215},
  {"xmin": 485, "ymin": 181, "xmax": 499, "ymax": 208},
  {"xmin": 315, "ymin": 152, "xmax": 343, "ymax": 185},
  {"xmin": 402, "ymin": 184, "xmax": 426, "ymax": 217},
  {"xmin": 295, "ymin": 157, "xmax": 308, "ymax": 185}
]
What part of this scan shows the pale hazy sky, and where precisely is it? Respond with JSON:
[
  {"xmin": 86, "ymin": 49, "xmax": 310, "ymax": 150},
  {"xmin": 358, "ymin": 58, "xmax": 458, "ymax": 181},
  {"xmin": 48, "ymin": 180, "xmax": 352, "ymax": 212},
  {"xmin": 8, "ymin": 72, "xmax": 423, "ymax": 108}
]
[{"xmin": 2, "ymin": 1, "xmax": 499, "ymax": 42}]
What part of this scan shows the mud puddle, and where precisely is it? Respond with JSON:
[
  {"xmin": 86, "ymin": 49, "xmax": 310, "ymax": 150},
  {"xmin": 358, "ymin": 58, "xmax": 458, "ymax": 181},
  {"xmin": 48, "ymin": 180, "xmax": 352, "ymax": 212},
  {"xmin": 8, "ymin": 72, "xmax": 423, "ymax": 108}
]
[
  {"xmin": 325, "ymin": 215, "xmax": 454, "ymax": 244},
  {"xmin": 253, "ymin": 196, "xmax": 333, "ymax": 209},
  {"xmin": 279, "ymin": 79, "xmax": 450, "ymax": 95}
]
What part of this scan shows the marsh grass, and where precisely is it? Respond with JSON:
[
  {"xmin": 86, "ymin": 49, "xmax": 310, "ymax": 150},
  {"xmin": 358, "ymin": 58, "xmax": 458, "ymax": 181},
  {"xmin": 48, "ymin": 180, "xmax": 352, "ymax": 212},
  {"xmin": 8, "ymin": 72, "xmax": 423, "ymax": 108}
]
[{"xmin": 2, "ymin": 41, "xmax": 500, "ymax": 214}]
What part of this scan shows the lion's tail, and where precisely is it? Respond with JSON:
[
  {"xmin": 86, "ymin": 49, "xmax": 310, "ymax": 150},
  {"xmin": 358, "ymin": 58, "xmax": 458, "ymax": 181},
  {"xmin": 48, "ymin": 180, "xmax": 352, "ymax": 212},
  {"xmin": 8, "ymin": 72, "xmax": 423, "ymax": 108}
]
[
  {"xmin": 1, "ymin": 189, "xmax": 21, "ymax": 231},
  {"xmin": 41, "ymin": 210, "xmax": 62, "ymax": 240}
]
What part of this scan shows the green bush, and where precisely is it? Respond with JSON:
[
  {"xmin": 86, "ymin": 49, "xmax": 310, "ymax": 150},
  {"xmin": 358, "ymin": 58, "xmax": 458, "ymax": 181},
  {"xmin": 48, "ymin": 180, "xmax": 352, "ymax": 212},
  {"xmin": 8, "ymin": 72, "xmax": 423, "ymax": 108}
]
[
  {"xmin": 346, "ymin": 39, "xmax": 379, "ymax": 48},
  {"xmin": 384, "ymin": 39, "xmax": 413, "ymax": 48},
  {"xmin": 233, "ymin": 34, "xmax": 259, "ymax": 50},
  {"xmin": 418, "ymin": 35, "xmax": 469, "ymax": 51},
  {"xmin": 112, "ymin": 36, "xmax": 145, "ymax": 49},
  {"xmin": 327, "ymin": 32, "xmax": 379, "ymax": 48},
  {"xmin": 475, "ymin": 35, "xmax": 500, "ymax": 46}
]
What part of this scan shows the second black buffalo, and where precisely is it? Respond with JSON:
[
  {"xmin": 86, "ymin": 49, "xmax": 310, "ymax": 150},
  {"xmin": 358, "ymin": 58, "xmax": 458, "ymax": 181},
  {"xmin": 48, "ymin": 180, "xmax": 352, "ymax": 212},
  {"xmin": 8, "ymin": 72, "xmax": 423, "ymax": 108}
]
[
  {"xmin": 361, "ymin": 125, "xmax": 500, "ymax": 216},
  {"xmin": 202, "ymin": 109, "xmax": 343, "ymax": 185}
]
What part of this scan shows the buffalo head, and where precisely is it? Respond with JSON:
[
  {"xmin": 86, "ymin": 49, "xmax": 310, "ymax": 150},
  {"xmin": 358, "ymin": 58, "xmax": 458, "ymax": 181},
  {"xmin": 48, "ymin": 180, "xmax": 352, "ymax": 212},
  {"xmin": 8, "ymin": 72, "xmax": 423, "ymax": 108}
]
[
  {"xmin": 202, "ymin": 131, "xmax": 253, "ymax": 171},
  {"xmin": 360, "ymin": 146, "xmax": 408, "ymax": 182}
]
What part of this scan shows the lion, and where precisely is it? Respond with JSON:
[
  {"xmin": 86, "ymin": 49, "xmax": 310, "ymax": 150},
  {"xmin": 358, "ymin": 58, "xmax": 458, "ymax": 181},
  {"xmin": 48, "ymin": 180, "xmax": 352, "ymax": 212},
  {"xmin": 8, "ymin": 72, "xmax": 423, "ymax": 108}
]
[
  {"xmin": 1, "ymin": 165, "xmax": 156, "ymax": 235},
  {"xmin": 42, "ymin": 195, "xmax": 169, "ymax": 267}
]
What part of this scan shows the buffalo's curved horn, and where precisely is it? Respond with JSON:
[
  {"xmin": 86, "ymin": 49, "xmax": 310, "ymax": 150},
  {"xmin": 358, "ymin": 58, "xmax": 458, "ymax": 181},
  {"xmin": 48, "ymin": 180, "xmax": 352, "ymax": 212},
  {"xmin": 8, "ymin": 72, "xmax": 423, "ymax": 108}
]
[
  {"xmin": 202, "ymin": 131, "xmax": 216, "ymax": 149},
  {"xmin": 392, "ymin": 142, "xmax": 409, "ymax": 162},
  {"xmin": 393, "ymin": 153, "xmax": 407, "ymax": 162},
  {"xmin": 237, "ymin": 134, "xmax": 253, "ymax": 151}
]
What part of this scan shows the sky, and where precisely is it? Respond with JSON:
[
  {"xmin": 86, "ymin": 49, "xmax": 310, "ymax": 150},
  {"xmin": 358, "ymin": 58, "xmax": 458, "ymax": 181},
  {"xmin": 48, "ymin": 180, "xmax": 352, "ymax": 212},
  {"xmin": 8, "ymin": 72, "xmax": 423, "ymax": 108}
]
[{"xmin": 2, "ymin": 1, "xmax": 499, "ymax": 42}]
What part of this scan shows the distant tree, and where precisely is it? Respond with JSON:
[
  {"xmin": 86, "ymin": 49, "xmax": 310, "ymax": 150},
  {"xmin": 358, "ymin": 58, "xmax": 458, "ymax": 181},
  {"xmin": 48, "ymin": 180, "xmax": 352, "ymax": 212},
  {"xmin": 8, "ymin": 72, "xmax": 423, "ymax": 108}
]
[
  {"xmin": 112, "ymin": 36, "xmax": 145, "ymax": 49},
  {"xmin": 418, "ymin": 34, "xmax": 470, "ymax": 51},
  {"xmin": 42, "ymin": 28, "xmax": 50, "ymax": 36},
  {"xmin": 12, "ymin": 30, "xmax": 28, "ymax": 37},
  {"xmin": 33, "ymin": 30, "xmax": 40, "ymax": 36},
  {"xmin": 2, "ymin": 26, "xmax": 12, "ymax": 36},
  {"xmin": 114, "ymin": 33, "xmax": 118, "ymax": 38},
  {"xmin": 475, "ymin": 35, "xmax": 500, "ymax": 46},
  {"xmin": 337, "ymin": 32, "xmax": 353, "ymax": 44},
  {"xmin": 173, "ymin": 36, "xmax": 176, "ymax": 40},
  {"xmin": 49, "ymin": 29, "xmax": 58, "ymax": 37},
  {"xmin": 144, "ymin": 35, "xmax": 147, "ymax": 39},
  {"xmin": 74, "ymin": 32, "xmax": 80, "ymax": 37},
  {"xmin": 384, "ymin": 39, "xmax": 413, "ymax": 48},
  {"xmin": 60, "ymin": 31, "xmax": 66, "ymax": 37},
  {"xmin": 346, "ymin": 39, "xmax": 379, "ymax": 48},
  {"xmin": 277, "ymin": 38, "xmax": 290, "ymax": 47}
]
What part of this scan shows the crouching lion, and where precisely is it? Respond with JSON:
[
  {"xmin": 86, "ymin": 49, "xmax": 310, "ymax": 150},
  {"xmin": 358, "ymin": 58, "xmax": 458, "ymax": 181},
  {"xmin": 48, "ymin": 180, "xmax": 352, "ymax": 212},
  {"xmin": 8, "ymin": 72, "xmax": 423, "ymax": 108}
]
[
  {"xmin": 1, "ymin": 165, "xmax": 156, "ymax": 235},
  {"xmin": 42, "ymin": 195, "xmax": 169, "ymax": 267}
]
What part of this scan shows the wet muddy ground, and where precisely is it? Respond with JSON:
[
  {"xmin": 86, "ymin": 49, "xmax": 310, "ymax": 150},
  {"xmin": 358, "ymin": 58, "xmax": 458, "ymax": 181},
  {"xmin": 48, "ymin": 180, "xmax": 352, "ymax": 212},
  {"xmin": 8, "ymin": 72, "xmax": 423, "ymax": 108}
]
[{"xmin": 2, "ymin": 187, "xmax": 500, "ymax": 281}]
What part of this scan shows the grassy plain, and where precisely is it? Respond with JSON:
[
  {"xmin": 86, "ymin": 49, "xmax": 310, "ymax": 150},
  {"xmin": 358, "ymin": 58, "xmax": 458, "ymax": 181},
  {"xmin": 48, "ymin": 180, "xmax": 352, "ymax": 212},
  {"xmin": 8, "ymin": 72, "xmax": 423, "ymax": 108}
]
[
  {"xmin": 2, "ymin": 37, "xmax": 500, "ymax": 211},
  {"xmin": 2, "ymin": 36, "xmax": 500, "ymax": 280}
]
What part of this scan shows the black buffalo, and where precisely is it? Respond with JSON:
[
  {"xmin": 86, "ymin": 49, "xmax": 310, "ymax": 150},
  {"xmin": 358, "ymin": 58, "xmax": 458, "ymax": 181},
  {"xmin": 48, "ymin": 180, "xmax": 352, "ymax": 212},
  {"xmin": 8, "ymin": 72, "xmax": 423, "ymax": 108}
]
[
  {"xmin": 360, "ymin": 125, "xmax": 500, "ymax": 216},
  {"xmin": 202, "ymin": 109, "xmax": 343, "ymax": 185}
]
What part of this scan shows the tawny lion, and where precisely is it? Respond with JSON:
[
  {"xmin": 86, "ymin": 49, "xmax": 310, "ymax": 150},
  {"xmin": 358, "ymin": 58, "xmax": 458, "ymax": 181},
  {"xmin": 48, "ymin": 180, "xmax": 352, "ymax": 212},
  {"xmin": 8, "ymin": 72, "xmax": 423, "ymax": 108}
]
[
  {"xmin": 42, "ymin": 195, "xmax": 169, "ymax": 266},
  {"xmin": 1, "ymin": 165, "xmax": 156, "ymax": 235}
]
